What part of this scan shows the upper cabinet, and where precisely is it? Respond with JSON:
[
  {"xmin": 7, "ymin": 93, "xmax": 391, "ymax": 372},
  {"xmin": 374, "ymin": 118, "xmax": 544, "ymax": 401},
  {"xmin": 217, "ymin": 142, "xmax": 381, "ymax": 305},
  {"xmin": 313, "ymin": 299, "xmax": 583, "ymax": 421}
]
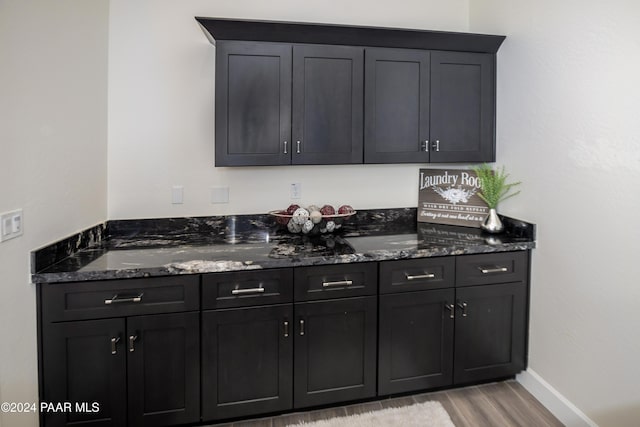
[
  {"xmin": 215, "ymin": 42, "xmax": 291, "ymax": 166},
  {"xmin": 198, "ymin": 18, "xmax": 505, "ymax": 167},
  {"xmin": 215, "ymin": 42, "xmax": 363, "ymax": 166},
  {"xmin": 364, "ymin": 48, "xmax": 431, "ymax": 163},
  {"xmin": 430, "ymin": 52, "xmax": 495, "ymax": 163}
]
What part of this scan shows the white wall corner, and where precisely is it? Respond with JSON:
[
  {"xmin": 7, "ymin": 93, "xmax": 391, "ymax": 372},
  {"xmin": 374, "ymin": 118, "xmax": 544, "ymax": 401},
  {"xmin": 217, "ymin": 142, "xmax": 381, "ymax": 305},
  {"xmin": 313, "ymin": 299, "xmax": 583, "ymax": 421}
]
[{"xmin": 517, "ymin": 369, "xmax": 599, "ymax": 427}]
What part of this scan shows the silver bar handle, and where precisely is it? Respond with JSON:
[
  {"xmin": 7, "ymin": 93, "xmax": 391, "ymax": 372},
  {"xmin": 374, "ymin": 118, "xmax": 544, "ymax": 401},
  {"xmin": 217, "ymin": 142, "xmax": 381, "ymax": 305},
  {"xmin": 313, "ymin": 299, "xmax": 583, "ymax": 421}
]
[
  {"xmin": 432, "ymin": 140, "xmax": 440, "ymax": 152},
  {"xmin": 283, "ymin": 140, "xmax": 288, "ymax": 154},
  {"xmin": 299, "ymin": 319, "xmax": 305, "ymax": 336},
  {"xmin": 322, "ymin": 280, "xmax": 353, "ymax": 288},
  {"xmin": 421, "ymin": 140, "xmax": 429, "ymax": 152},
  {"xmin": 105, "ymin": 293, "xmax": 144, "ymax": 305},
  {"xmin": 296, "ymin": 140, "xmax": 301, "ymax": 154},
  {"xmin": 457, "ymin": 301, "xmax": 468, "ymax": 317},
  {"xmin": 445, "ymin": 303, "xmax": 455, "ymax": 319},
  {"xmin": 283, "ymin": 321, "xmax": 289, "ymax": 338},
  {"xmin": 231, "ymin": 287, "xmax": 265, "ymax": 295},
  {"xmin": 405, "ymin": 273, "xmax": 435, "ymax": 281},
  {"xmin": 111, "ymin": 337, "xmax": 120, "ymax": 355},
  {"xmin": 129, "ymin": 335, "xmax": 137, "ymax": 352},
  {"xmin": 478, "ymin": 266, "xmax": 508, "ymax": 274}
]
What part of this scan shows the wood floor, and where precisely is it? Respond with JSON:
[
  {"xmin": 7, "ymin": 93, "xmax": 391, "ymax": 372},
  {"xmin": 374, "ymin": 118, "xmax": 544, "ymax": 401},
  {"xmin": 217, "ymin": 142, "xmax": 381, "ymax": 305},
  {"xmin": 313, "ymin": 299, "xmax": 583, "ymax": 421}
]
[{"xmin": 209, "ymin": 380, "xmax": 564, "ymax": 427}]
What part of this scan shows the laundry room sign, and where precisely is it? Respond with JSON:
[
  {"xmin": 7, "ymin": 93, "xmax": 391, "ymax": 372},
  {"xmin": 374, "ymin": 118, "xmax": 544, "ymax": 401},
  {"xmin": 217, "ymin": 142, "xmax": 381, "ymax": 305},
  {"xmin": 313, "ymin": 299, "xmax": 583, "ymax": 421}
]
[{"xmin": 418, "ymin": 169, "xmax": 488, "ymax": 227}]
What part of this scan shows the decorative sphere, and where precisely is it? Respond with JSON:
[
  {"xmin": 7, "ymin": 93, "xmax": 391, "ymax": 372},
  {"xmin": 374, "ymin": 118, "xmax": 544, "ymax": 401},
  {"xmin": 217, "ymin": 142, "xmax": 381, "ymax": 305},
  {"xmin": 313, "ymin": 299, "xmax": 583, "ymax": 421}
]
[
  {"xmin": 307, "ymin": 205, "xmax": 320, "ymax": 212},
  {"xmin": 310, "ymin": 210, "xmax": 322, "ymax": 224},
  {"xmin": 292, "ymin": 208, "xmax": 310, "ymax": 225},
  {"xmin": 320, "ymin": 205, "xmax": 335, "ymax": 216},
  {"xmin": 338, "ymin": 205, "xmax": 354, "ymax": 214},
  {"xmin": 287, "ymin": 221, "xmax": 302, "ymax": 233},
  {"xmin": 286, "ymin": 204, "xmax": 300, "ymax": 215},
  {"xmin": 302, "ymin": 220, "xmax": 314, "ymax": 234}
]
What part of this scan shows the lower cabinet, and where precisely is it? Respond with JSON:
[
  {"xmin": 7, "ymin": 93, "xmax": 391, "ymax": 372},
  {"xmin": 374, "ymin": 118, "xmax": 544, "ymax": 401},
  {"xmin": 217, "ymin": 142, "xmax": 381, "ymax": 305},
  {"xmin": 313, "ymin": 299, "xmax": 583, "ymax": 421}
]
[
  {"xmin": 42, "ymin": 312, "xmax": 200, "ymax": 427},
  {"xmin": 378, "ymin": 289, "xmax": 454, "ymax": 395},
  {"xmin": 201, "ymin": 305, "xmax": 294, "ymax": 420},
  {"xmin": 294, "ymin": 296, "xmax": 377, "ymax": 408},
  {"xmin": 453, "ymin": 282, "xmax": 526, "ymax": 384},
  {"xmin": 378, "ymin": 251, "xmax": 528, "ymax": 395},
  {"xmin": 39, "ymin": 253, "xmax": 529, "ymax": 426}
]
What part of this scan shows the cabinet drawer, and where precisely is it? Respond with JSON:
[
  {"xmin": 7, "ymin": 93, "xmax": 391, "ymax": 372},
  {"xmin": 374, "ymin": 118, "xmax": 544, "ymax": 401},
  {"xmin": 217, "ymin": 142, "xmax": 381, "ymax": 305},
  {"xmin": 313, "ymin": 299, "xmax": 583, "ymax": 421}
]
[
  {"xmin": 456, "ymin": 251, "xmax": 528, "ymax": 287},
  {"xmin": 294, "ymin": 263, "xmax": 377, "ymax": 301},
  {"xmin": 42, "ymin": 275, "xmax": 199, "ymax": 322},
  {"xmin": 202, "ymin": 269, "xmax": 293, "ymax": 309},
  {"xmin": 379, "ymin": 257, "xmax": 454, "ymax": 294}
]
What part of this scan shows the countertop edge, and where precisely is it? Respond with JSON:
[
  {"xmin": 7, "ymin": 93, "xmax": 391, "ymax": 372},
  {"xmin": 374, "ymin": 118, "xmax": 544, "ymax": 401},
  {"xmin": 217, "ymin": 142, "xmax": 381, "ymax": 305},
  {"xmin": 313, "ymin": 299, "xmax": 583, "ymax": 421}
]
[{"xmin": 32, "ymin": 241, "xmax": 535, "ymax": 284}]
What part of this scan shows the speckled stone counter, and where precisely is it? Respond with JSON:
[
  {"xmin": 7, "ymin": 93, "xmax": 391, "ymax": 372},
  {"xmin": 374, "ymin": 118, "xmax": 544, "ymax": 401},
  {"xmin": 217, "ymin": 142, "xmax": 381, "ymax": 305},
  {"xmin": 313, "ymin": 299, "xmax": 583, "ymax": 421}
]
[{"xmin": 31, "ymin": 208, "xmax": 535, "ymax": 284}]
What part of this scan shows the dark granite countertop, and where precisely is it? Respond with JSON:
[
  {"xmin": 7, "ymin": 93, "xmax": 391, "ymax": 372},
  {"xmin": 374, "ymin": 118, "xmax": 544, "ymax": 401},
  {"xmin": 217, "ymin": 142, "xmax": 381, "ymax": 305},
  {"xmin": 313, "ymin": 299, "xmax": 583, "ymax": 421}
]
[{"xmin": 31, "ymin": 208, "xmax": 536, "ymax": 284}]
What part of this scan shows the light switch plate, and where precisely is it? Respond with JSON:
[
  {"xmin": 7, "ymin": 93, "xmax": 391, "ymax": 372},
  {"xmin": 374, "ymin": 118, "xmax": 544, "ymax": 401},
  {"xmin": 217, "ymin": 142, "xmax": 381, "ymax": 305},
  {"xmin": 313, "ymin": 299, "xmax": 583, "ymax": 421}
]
[{"xmin": 0, "ymin": 209, "xmax": 23, "ymax": 242}]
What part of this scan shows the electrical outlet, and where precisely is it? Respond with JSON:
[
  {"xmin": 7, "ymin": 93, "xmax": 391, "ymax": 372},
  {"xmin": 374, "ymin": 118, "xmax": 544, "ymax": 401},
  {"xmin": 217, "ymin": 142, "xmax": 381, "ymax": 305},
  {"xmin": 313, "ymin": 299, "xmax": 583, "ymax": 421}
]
[
  {"xmin": 291, "ymin": 183, "xmax": 301, "ymax": 199},
  {"xmin": 0, "ymin": 209, "xmax": 23, "ymax": 242}
]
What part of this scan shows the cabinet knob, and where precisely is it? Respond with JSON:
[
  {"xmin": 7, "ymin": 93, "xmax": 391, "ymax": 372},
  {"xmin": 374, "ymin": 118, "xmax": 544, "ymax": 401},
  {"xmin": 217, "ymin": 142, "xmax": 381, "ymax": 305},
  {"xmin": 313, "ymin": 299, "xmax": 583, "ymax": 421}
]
[
  {"xmin": 283, "ymin": 321, "xmax": 289, "ymax": 338},
  {"xmin": 299, "ymin": 319, "xmax": 305, "ymax": 336},
  {"xmin": 283, "ymin": 141, "xmax": 288, "ymax": 154},
  {"xmin": 445, "ymin": 303, "xmax": 455, "ymax": 319},
  {"xmin": 457, "ymin": 301, "xmax": 468, "ymax": 317},
  {"xmin": 129, "ymin": 335, "xmax": 138, "ymax": 352},
  {"xmin": 296, "ymin": 140, "xmax": 301, "ymax": 154},
  {"xmin": 110, "ymin": 336, "xmax": 120, "ymax": 355}
]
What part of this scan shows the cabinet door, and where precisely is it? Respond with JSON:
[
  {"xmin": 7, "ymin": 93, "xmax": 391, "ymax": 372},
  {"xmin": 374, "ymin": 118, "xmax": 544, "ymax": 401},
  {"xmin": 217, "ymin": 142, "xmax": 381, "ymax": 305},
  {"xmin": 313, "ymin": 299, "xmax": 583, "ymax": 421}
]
[
  {"xmin": 430, "ymin": 51, "xmax": 495, "ymax": 162},
  {"xmin": 294, "ymin": 296, "xmax": 376, "ymax": 408},
  {"xmin": 215, "ymin": 41, "xmax": 292, "ymax": 166},
  {"xmin": 127, "ymin": 312, "xmax": 200, "ymax": 426},
  {"xmin": 364, "ymin": 48, "xmax": 430, "ymax": 163},
  {"xmin": 42, "ymin": 319, "xmax": 126, "ymax": 427},
  {"xmin": 378, "ymin": 289, "xmax": 454, "ymax": 395},
  {"xmin": 454, "ymin": 282, "xmax": 526, "ymax": 384},
  {"xmin": 202, "ymin": 305, "xmax": 293, "ymax": 421},
  {"xmin": 292, "ymin": 45, "xmax": 364, "ymax": 164}
]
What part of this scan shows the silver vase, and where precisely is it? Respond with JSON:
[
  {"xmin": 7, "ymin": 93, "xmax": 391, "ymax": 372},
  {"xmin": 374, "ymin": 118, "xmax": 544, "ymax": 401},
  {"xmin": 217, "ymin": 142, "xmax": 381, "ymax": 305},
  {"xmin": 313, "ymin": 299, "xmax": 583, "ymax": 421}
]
[{"xmin": 481, "ymin": 208, "xmax": 504, "ymax": 233}]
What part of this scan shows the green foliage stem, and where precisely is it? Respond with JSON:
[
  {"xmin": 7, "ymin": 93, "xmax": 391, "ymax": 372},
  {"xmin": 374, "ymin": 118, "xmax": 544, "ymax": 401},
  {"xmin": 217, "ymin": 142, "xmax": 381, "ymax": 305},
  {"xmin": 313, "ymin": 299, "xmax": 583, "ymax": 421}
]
[{"xmin": 472, "ymin": 164, "xmax": 521, "ymax": 209}]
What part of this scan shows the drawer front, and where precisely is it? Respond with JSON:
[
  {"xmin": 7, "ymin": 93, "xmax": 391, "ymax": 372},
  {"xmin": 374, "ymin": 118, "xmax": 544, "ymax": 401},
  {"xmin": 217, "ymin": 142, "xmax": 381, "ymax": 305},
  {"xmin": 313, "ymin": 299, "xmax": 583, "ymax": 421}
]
[
  {"xmin": 379, "ymin": 257, "xmax": 455, "ymax": 294},
  {"xmin": 294, "ymin": 263, "xmax": 377, "ymax": 301},
  {"xmin": 202, "ymin": 269, "xmax": 293, "ymax": 309},
  {"xmin": 42, "ymin": 275, "xmax": 199, "ymax": 322},
  {"xmin": 456, "ymin": 251, "xmax": 528, "ymax": 287}
]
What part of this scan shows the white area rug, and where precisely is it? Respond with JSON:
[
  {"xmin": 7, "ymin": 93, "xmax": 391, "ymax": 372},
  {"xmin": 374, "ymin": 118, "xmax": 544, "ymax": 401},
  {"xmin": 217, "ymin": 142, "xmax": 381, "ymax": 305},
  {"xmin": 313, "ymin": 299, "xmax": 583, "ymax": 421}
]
[{"xmin": 292, "ymin": 401, "xmax": 455, "ymax": 427}]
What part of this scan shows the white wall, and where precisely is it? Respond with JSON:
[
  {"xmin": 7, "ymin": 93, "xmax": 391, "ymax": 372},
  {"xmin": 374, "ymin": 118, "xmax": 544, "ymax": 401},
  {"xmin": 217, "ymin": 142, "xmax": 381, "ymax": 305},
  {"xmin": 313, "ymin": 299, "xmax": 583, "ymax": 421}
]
[
  {"xmin": 107, "ymin": 0, "xmax": 469, "ymax": 219},
  {"xmin": 0, "ymin": 1, "xmax": 109, "ymax": 426},
  {"xmin": 470, "ymin": 1, "xmax": 640, "ymax": 425}
]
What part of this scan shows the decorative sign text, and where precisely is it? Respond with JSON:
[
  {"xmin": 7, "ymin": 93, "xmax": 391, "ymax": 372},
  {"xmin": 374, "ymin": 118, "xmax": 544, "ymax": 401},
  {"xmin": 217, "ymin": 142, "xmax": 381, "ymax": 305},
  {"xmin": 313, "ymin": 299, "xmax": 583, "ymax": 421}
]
[{"xmin": 418, "ymin": 169, "xmax": 488, "ymax": 227}]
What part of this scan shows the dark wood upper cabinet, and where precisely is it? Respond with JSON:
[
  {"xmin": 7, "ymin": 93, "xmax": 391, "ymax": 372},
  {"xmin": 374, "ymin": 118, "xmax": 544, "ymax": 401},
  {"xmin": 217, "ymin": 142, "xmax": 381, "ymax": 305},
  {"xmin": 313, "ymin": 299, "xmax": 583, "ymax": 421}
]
[
  {"xmin": 430, "ymin": 51, "xmax": 495, "ymax": 163},
  {"xmin": 292, "ymin": 45, "xmax": 364, "ymax": 164},
  {"xmin": 215, "ymin": 41, "xmax": 292, "ymax": 166},
  {"xmin": 204, "ymin": 19, "xmax": 504, "ymax": 167},
  {"xmin": 364, "ymin": 48, "xmax": 430, "ymax": 163}
]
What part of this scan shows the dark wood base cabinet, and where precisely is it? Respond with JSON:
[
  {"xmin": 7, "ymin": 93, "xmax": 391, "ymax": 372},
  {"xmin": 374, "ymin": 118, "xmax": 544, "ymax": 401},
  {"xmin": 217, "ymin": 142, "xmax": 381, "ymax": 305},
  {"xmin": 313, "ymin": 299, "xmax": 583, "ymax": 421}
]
[{"xmin": 38, "ymin": 252, "xmax": 529, "ymax": 427}]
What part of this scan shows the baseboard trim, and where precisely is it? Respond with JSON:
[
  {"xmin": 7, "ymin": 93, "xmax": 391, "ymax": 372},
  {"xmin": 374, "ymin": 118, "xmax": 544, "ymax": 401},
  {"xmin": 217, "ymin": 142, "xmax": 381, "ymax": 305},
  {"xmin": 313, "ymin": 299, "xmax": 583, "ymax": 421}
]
[{"xmin": 517, "ymin": 369, "xmax": 598, "ymax": 427}]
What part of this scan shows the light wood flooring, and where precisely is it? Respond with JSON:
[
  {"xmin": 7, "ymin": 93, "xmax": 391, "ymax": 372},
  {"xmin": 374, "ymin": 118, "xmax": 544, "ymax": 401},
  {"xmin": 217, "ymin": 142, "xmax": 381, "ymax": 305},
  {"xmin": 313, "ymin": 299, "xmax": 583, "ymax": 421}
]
[{"xmin": 210, "ymin": 380, "xmax": 564, "ymax": 427}]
